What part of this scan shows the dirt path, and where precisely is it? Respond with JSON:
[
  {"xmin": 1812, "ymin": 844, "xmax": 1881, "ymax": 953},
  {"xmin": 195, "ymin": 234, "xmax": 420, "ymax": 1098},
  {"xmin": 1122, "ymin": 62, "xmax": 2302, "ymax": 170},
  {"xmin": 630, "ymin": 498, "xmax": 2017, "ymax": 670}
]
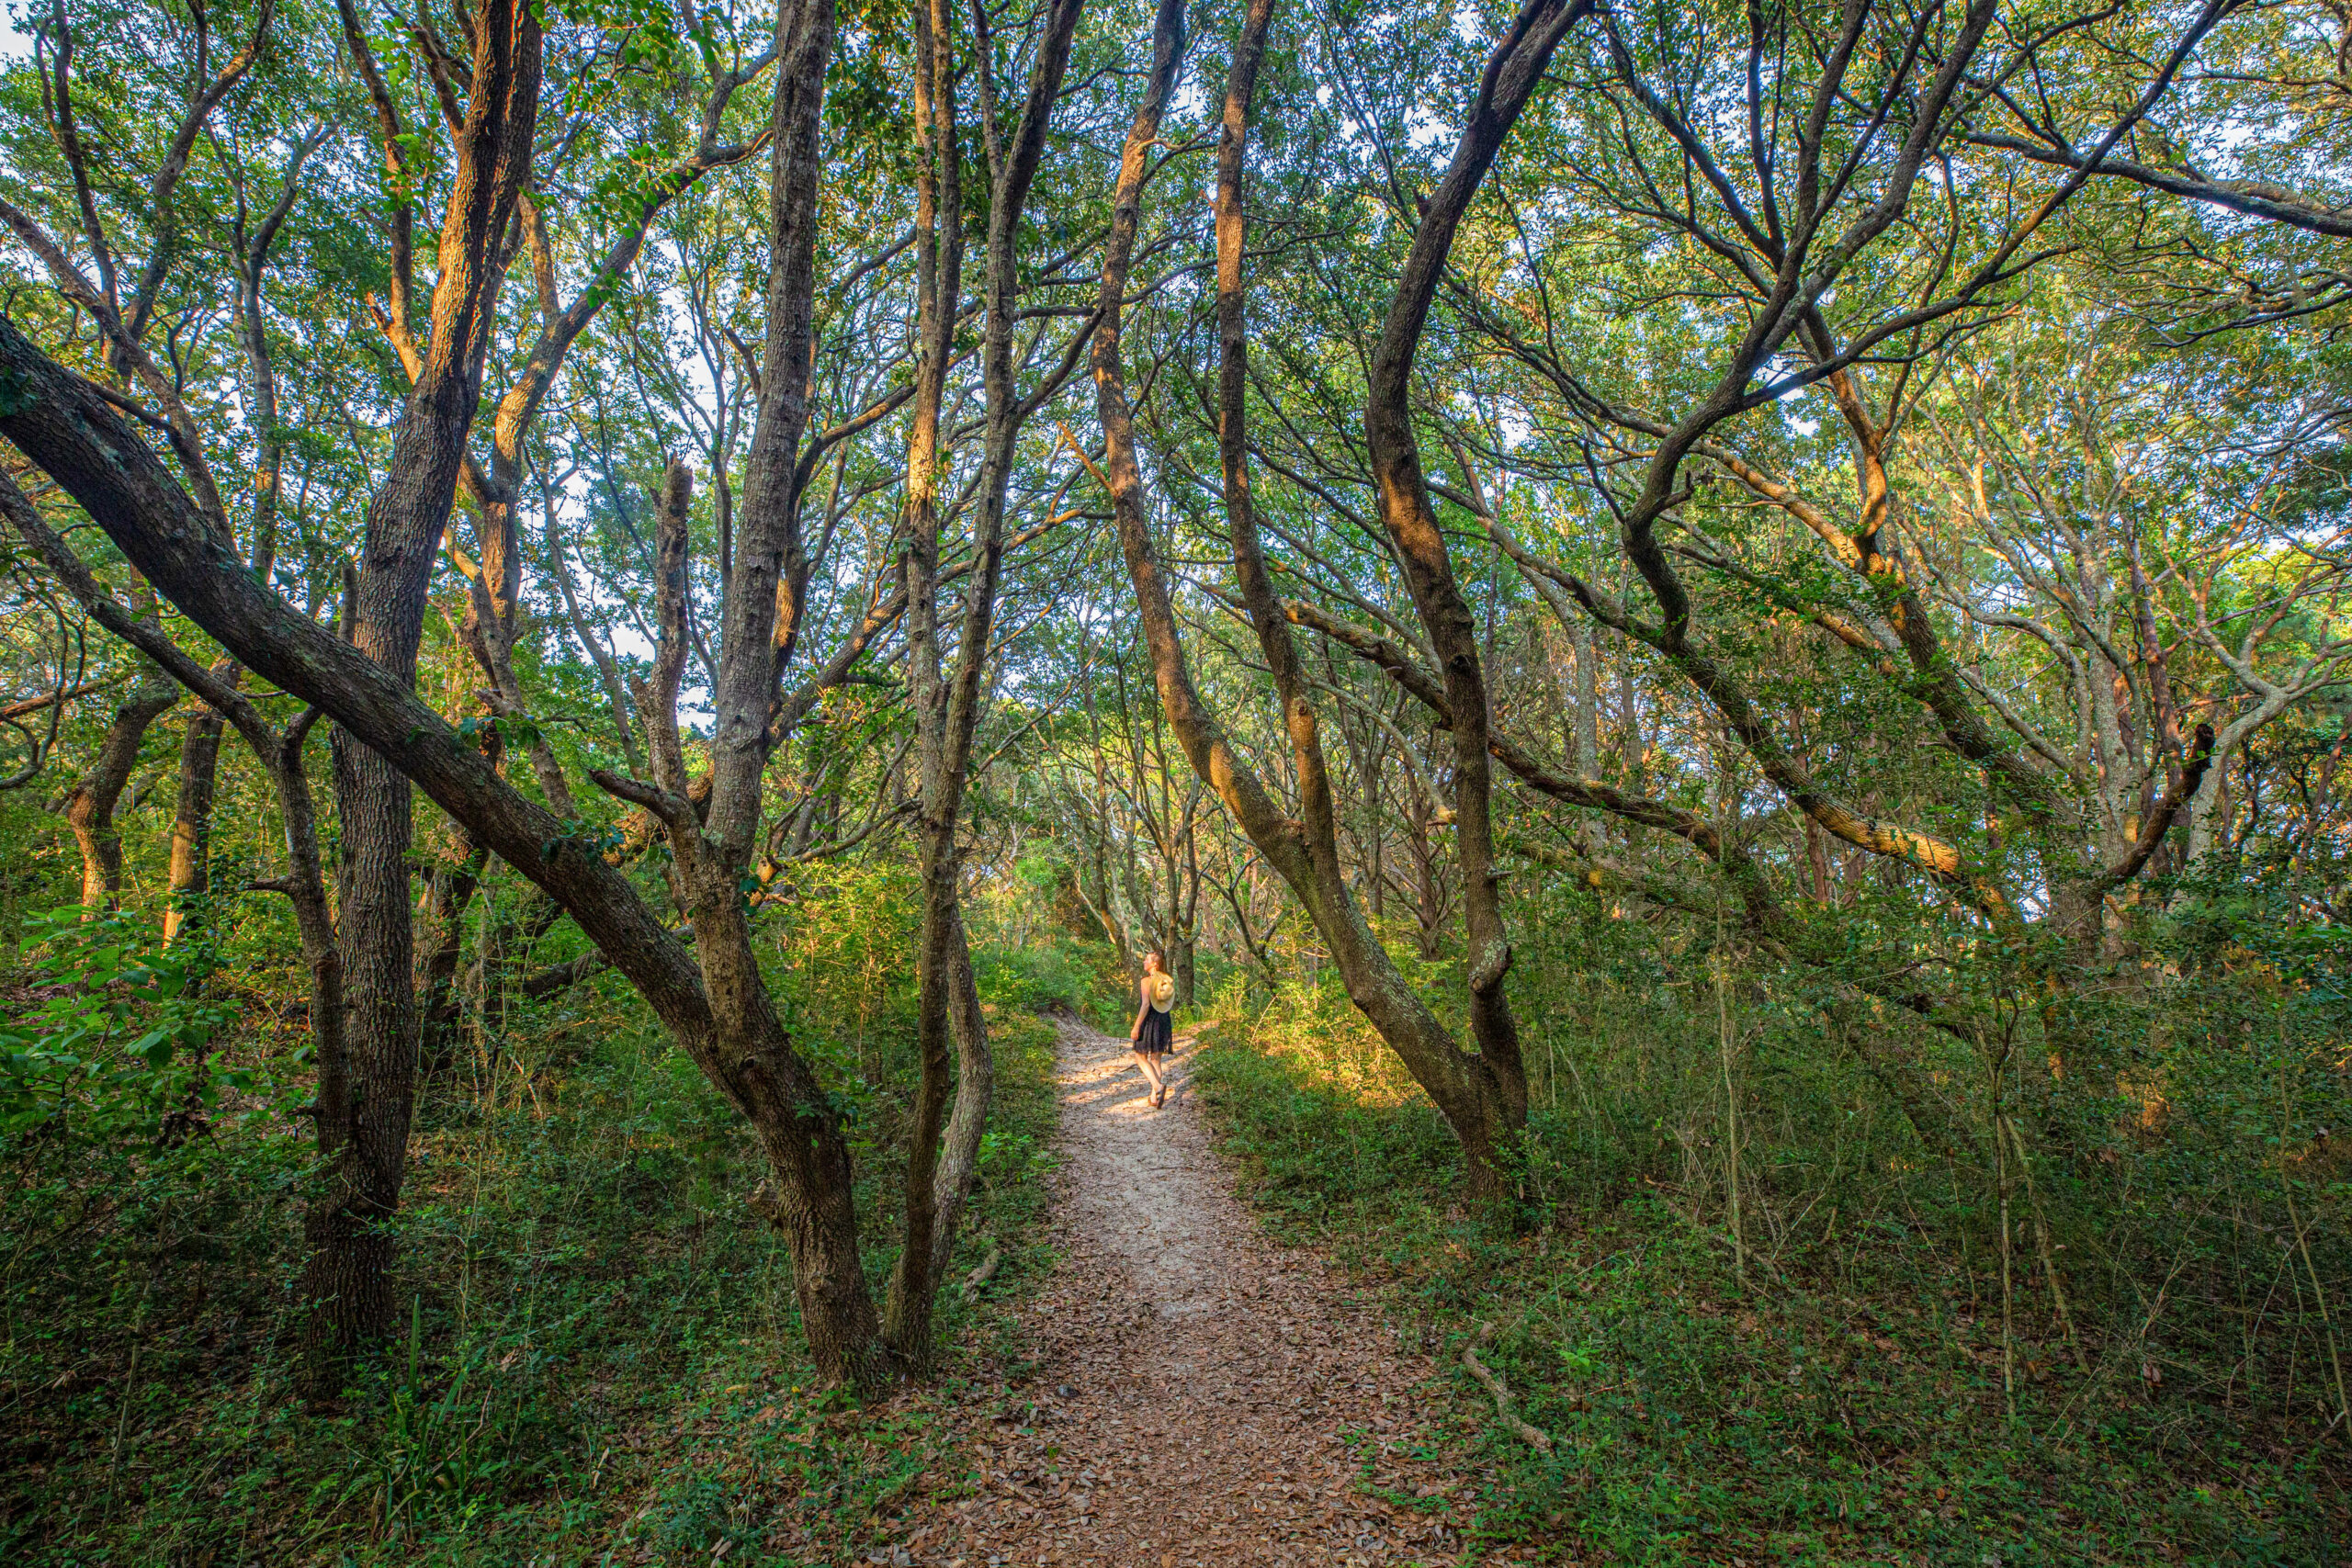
[{"xmin": 902, "ymin": 1015, "xmax": 1477, "ymax": 1568}]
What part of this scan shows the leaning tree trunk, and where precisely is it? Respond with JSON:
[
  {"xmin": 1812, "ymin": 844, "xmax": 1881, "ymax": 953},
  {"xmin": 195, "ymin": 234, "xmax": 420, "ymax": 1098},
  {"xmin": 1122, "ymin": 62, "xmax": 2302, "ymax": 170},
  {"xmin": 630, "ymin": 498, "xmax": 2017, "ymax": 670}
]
[
  {"xmin": 1355, "ymin": 2, "xmax": 1609, "ymax": 1168},
  {"xmin": 2, "ymin": 305, "xmax": 913, "ymax": 1390},
  {"xmin": 1095, "ymin": 0, "xmax": 1592, "ymax": 1205},
  {"xmin": 1, "ymin": 0, "xmax": 922, "ymax": 1397}
]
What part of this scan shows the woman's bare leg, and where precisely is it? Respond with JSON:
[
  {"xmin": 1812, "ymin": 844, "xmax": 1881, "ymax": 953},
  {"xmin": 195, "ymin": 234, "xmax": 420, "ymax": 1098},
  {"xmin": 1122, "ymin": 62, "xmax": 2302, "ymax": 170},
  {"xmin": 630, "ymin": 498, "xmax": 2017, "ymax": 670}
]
[{"xmin": 1132, "ymin": 1049, "xmax": 1164, "ymax": 1096}]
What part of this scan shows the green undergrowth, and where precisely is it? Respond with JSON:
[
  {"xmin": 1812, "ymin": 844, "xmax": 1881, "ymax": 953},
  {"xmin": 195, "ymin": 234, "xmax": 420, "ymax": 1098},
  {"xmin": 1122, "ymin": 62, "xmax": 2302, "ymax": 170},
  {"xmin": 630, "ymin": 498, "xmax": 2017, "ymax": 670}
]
[
  {"xmin": 1191, "ymin": 1010, "xmax": 2346, "ymax": 1568},
  {"xmin": 1, "ymin": 892, "xmax": 1089, "ymax": 1566}
]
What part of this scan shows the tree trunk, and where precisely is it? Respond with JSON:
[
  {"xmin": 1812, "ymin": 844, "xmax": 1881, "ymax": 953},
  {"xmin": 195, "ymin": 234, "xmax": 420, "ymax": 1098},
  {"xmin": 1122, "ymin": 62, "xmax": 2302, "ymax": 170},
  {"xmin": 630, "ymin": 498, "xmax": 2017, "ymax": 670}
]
[
  {"xmin": 1408, "ymin": 798, "xmax": 1447, "ymax": 960},
  {"xmin": 301, "ymin": 0, "xmax": 545, "ymax": 1396},
  {"xmin": 925, "ymin": 902, "xmax": 992, "ymax": 1286},
  {"xmin": 1357, "ymin": 6, "xmax": 1590, "ymax": 1169},
  {"xmin": 5, "ymin": 318, "xmax": 909, "ymax": 1395},
  {"xmin": 64, "ymin": 657, "xmax": 175, "ymax": 908},
  {"xmin": 1804, "ymin": 814, "xmax": 1833, "ymax": 902},
  {"xmin": 1569, "ymin": 619, "xmax": 1600, "ymax": 780},
  {"xmin": 162, "ymin": 690, "xmax": 226, "ymax": 942},
  {"xmin": 0, "ymin": 0, "xmax": 911, "ymax": 1395},
  {"xmin": 885, "ymin": 0, "xmax": 1087, "ymax": 1365},
  {"xmin": 1173, "ymin": 822, "xmax": 1199, "ymax": 1007},
  {"xmin": 1096, "ymin": 0, "xmax": 1590, "ymax": 1210},
  {"xmin": 414, "ymin": 825, "xmax": 486, "ymax": 1077},
  {"xmin": 886, "ymin": 0, "xmax": 972, "ymax": 1369},
  {"xmin": 638, "ymin": 500, "xmax": 897, "ymax": 1393},
  {"xmin": 311, "ymin": 725, "xmax": 417, "ymax": 1380}
]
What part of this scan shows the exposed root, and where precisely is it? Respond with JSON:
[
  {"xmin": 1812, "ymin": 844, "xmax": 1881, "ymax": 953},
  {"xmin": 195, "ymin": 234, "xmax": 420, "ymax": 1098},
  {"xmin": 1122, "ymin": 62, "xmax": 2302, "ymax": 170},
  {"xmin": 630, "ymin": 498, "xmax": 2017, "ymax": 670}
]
[
  {"xmin": 1463, "ymin": 1343, "xmax": 1554, "ymax": 1453},
  {"xmin": 961, "ymin": 1237, "xmax": 1003, "ymax": 1301}
]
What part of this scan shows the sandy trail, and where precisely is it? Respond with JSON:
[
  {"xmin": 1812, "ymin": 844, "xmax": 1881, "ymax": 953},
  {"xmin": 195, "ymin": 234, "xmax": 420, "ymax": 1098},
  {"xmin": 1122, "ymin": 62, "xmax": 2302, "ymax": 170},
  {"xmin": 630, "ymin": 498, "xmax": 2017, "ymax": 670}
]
[{"xmin": 903, "ymin": 1015, "xmax": 1475, "ymax": 1568}]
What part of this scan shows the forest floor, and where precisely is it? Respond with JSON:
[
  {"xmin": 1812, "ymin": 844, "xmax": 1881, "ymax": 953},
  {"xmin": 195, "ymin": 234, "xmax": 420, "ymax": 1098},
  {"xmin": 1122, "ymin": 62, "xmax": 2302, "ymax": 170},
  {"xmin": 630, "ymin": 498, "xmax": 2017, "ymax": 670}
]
[{"xmin": 897, "ymin": 1014, "xmax": 1488, "ymax": 1568}]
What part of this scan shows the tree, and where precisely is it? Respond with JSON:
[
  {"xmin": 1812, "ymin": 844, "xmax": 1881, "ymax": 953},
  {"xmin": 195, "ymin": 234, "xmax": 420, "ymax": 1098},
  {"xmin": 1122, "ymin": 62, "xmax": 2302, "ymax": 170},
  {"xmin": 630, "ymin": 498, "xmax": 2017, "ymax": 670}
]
[{"xmin": 1102, "ymin": 0, "xmax": 1593, "ymax": 1201}]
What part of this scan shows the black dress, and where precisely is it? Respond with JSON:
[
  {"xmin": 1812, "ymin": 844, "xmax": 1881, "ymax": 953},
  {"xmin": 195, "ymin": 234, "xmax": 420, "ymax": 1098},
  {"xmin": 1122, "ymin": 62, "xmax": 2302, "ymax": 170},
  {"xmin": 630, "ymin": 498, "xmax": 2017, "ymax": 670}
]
[{"xmin": 1136, "ymin": 1001, "xmax": 1173, "ymax": 1055}]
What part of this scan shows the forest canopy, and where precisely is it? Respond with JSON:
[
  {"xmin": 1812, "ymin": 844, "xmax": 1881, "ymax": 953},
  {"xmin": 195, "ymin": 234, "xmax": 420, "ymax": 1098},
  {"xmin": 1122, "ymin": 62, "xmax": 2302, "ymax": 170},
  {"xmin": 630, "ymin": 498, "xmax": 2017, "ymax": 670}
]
[{"xmin": 1, "ymin": 0, "xmax": 2348, "ymax": 1559}]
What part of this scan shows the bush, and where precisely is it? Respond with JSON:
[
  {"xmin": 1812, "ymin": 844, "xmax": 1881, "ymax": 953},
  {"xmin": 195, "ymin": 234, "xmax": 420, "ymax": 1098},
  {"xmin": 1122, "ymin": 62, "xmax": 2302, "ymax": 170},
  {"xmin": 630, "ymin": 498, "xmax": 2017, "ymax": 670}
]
[{"xmin": 1189, "ymin": 913, "xmax": 2352, "ymax": 1565}]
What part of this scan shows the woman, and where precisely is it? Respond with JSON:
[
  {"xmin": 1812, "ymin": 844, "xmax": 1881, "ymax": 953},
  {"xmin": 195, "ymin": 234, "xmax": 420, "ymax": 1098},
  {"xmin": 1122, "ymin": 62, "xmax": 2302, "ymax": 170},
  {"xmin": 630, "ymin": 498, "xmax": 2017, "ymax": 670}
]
[{"xmin": 1127, "ymin": 952, "xmax": 1176, "ymax": 1108}]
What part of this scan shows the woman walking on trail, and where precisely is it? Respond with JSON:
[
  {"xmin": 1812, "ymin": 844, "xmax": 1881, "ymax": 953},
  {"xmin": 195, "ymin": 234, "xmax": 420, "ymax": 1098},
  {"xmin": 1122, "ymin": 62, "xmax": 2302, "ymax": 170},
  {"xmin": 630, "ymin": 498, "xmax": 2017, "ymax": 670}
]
[{"xmin": 1128, "ymin": 952, "xmax": 1176, "ymax": 1108}]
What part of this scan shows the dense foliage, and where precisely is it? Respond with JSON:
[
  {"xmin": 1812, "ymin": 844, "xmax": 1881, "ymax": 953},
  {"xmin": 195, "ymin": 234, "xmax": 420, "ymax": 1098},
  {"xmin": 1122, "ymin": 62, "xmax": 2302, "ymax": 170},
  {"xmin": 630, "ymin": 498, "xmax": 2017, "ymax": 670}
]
[{"xmin": 0, "ymin": 0, "xmax": 2347, "ymax": 1560}]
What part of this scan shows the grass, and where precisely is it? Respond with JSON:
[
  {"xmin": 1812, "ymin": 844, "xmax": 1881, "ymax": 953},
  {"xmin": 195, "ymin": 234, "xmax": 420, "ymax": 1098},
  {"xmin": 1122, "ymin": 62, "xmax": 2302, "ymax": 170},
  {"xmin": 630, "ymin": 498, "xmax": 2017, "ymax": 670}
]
[
  {"xmin": 0, "ymin": 924, "xmax": 1076, "ymax": 1567},
  {"xmin": 1189, "ymin": 1007, "xmax": 2349, "ymax": 1567}
]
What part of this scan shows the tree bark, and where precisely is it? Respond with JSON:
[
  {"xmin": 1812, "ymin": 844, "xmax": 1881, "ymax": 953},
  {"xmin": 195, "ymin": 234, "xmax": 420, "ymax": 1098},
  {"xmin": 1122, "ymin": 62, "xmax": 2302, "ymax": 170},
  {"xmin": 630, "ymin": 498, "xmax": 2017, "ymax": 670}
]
[
  {"xmin": 1173, "ymin": 817, "xmax": 1199, "ymax": 1007},
  {"xmin": 689, "ymin": 0, "xmax": 905, "ymax": 1391},
  {"xmin": 888, "ymin": 0, "xmax": 972, "ymax": 1368},
  {"xmin": 63, "ymin": 650, "xmax": 175, "ymax": 908},
  {"xmin": 312, "ymin": 0, "xmax": 544, "ymax": 1391},
  {"xmin": 0, "ymin": 315, "xmax": 911, "ymax": 1387},
  {"xmin": 924, "ymin": 900, "xmax": 991, "ymax": 1287},
  {"xmin": 161, "ymin": 685, "xmax": 225, "ymax": 942},
  {"xmin": 886, "ymin": 0, "xmax": 1089, "ymax": 1367},
  {"xmin": 413, "ymin": 823, "xmax": 487, "ymax": 1076}
]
